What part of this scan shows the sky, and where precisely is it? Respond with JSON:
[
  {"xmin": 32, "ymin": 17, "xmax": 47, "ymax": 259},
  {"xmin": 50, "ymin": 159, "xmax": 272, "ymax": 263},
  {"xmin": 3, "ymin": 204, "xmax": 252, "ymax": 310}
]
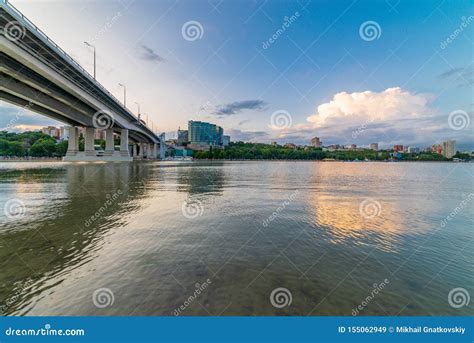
[{"xmin": 1, "ymin": 0, "xmax": 473, "ymax": 150}]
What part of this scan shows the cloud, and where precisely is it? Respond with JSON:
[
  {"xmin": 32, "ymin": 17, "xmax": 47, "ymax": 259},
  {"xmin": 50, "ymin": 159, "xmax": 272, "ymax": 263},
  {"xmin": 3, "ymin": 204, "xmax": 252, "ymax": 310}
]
[
  {"xmin": 140, "ymin": 45, "xmax": 165, "ymax": 63},
  {"xmin": 294, "ymin": 87, "xmax": 470, "ymax": 147},
  {"xmin": 214, "ymin": 100, "xmax": 267, "ymax": 115},
  {"xmin": 438, "ymin": 66, "xmax": 473, "ymax": 87},
  {"xmin": 307, "ymin": 87, "xmax": 430, "ymax": 128}
]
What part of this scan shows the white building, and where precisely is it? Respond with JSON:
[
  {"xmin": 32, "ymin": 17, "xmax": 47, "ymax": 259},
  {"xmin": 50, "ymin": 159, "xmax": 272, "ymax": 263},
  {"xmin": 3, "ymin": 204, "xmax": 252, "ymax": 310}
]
[{"xmin": 442, "ymin": 140, "xmax": 456, "ymax": 158}]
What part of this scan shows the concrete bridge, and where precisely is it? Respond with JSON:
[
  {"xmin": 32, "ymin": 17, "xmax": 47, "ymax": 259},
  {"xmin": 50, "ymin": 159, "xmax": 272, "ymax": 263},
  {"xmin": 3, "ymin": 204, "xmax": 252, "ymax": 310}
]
[{"xmin": 0, "ymin": 0, "xmax": 165, "ymax": 161}]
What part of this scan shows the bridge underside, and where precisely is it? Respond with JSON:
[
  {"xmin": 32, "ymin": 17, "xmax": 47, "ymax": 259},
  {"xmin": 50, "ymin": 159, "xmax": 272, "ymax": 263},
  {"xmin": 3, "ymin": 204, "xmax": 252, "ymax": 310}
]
[{"xmin": 1, "ymin": 1, "xmax": 164, "ymax": 161}]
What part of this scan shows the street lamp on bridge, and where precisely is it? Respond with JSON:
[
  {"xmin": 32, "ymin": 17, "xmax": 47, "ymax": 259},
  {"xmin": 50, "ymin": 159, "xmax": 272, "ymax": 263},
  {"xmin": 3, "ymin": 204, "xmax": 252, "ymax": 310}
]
[
  {"xmin": 134, "ymin": 102, "xmax": 141, "ymax": 121},
  {"xmin": 83, "ymin": 41, "xmax": 96, "ymax": 79},
  {"xmin": 118, "ymin": 83, "xmax": 126, "ymax": 107}
]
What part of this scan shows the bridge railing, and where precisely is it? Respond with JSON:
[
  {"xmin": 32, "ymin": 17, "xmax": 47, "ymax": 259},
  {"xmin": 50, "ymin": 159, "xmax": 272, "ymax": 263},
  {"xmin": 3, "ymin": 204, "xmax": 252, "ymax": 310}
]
[{"xmin": 1, "ymin": 0, "xmax": 159, "ymax": 140}]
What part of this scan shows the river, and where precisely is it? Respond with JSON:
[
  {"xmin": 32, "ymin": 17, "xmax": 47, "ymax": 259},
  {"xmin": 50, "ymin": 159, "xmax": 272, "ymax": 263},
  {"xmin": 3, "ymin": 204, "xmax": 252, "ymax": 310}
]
[{"xmin": 0, "ymin": 161, "xmax": 472, "ymax": 315}]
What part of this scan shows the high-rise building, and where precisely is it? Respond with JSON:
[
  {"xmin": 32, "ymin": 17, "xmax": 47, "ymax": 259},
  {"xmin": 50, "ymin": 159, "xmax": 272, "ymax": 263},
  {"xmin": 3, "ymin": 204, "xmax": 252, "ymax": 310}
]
[
  {"xmin": 370, "ymin": 143, "xmax": 378, "ymax": 151},
  {"xmin": 442, "ymin": 140, "xmax": 456, "ymax": 158},
  {"xmin": 187, "ymin": 120, "xmax": 224, "ymax": 150},
  {"xmin": 222, "ymin": 135, "xmax": 230, "ymax": 146},
  {"xmin": 393, "ymin": 145, "xmax": 404, "ymax": 152},
  {"xmin": 177, "ymin": 129, "xmax": 188, "ymax": 145},
  {"xmin": 310, "ymin": 137, "xmax": 322, "ymax": 148}
]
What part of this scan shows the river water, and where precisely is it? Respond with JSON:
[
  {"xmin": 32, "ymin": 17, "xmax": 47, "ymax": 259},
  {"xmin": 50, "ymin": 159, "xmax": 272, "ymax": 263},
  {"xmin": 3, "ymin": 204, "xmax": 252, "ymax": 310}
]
[{"xmin": 0, "ymin": 161, "xmax": 472, "ymax": 316}]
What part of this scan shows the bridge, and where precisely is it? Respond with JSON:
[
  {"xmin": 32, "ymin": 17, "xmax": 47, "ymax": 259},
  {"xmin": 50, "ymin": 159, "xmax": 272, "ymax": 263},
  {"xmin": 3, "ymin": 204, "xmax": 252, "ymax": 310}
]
[{"xmin": 0, "ymin": 0, "xmax": 165, "ymax": 161}]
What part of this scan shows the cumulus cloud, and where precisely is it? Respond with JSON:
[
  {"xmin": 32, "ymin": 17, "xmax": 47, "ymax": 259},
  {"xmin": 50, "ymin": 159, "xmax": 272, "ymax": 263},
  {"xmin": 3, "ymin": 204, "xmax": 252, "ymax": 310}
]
[
  {"xmin": 307, "ymin": 87, "xmax": 430, "ymax": 128},
  {"xmin": 140, "ymin": 45, "xmax": 165, "ymax": 63},
  {"xmin": 295, "ymin": 87, "xmax": 468, "ymax": 148},
  {"xmin": 214, "ymin": 100, "xmax": 267, "ymax": 115}
]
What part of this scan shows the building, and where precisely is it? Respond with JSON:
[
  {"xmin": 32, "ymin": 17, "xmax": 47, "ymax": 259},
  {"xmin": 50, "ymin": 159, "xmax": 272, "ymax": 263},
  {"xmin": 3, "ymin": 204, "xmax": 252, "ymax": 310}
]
[
  {"xmin": 222, "ymin": 135, "xmax": 230, "ymax": 146},
  {"xmin": 407, "ymin": 146, "xmax": 420, "ymax": 153},
  {"xmin": 432, "ymin": 144, "xmax": 443, "ymax": 154},
  {"xmin": 349, "ymin": 144, "xmax": 357, "ymax": 150},
  {"xmin": 41, "ymin": 126, "xmax": 60, "ymax": 139},
  {"xmin": 95, "ymin": 130, "xmax": 105, "ymax": 140},
  {"xmin": 59, "ymin": 126, "xmax": 68, "ymax": 140},
  {"xmin": 187, "ymin": 120, "xmax": 224, "ymax": 151},
  {"xmin": 393, "ymin": 145, "xmax": 404, "ymax": 152},
  {"xmin": 177, "ymin": 129, "xmax": 188, "ymax": 146},
  {"xmin": 370, "ymin": 143, "xmax": 378, "ymax": 151},
  {"xmin": 310, "ymin": 137, "xmax": 322, "ymax": 148},
  {"xmin": 442, "ymin": 140, "xmax": 456, "ymax": 158},
  {"xmin": 284, "ymin": 143, "xmax": 297, "ymax": 149}
]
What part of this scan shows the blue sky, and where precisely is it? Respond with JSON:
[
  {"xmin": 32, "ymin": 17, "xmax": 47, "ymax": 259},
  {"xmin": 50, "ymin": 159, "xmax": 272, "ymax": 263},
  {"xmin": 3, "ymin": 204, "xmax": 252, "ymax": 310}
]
[{"xmin": 2, "ymin": 0, "xmax": 473, "ymax": 149}]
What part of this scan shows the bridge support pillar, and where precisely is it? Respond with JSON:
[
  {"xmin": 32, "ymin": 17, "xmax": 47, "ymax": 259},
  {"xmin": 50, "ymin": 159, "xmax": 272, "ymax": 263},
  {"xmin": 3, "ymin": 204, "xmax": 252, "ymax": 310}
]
[
  {"xmin": 132, "ymin": 144, "xmax": 138, "ymax": 158},
  {"xmin": 120, "ymin": 129, "xmax": 130, "ymax": 157},
  {"xmin": 138, "ymin": 143, "xmax": 144, "ymax": 158},
  {"xmin": 159, "ymin": 133, "xmax": 166, "ymax": 160},
  {"xmin": 65, "ymin": 126, "xmax": 79, "ymax": 157},
  {"xmin": 104, "ymin": 128, "xmax": 115, "ymax": 156},
  {"xmin": 147, "ymin": 144, "xmax": 154, "ymax": 159},
  {"xmin": 84, "ymin": 127, "xmax": 96, "ymax": 156}
]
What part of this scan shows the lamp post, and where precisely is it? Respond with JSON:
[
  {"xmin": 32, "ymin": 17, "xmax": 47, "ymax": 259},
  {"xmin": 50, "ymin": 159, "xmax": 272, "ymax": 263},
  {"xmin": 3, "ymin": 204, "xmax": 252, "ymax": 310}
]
[
  {"xmin": 83, "ymin": 41, "xmax": 96, "ymax": 79},
  {"xmin": 118, "ymin": 83, "xmax": 126, "ymax": 107},
  {"xmin": 135, "ymin": 102, "xmax": 140, "ymax": 121}
]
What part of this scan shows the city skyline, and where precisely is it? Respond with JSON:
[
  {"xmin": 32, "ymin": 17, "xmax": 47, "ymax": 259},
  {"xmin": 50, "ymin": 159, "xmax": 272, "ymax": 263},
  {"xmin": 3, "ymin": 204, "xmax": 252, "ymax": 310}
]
[{"xmin": 0, "ymin": 0, "xmax": 472, "ymax": 150}]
